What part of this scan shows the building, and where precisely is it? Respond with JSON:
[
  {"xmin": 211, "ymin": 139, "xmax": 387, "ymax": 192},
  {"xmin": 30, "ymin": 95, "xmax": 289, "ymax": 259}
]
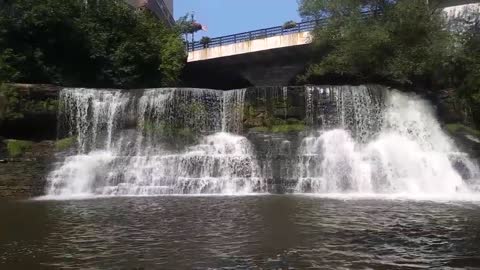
[{"xmin": 126, "ymin": 0, "xmax": 175, "ymax": 26}]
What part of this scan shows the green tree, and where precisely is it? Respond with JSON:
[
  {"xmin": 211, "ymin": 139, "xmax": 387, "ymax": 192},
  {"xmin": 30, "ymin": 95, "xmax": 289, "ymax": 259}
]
[
  {"xmin": 299, "ymin": 0, "xmax": 454, "ymax": 88},
  {"xmin": 454, "ymin": 21, "xmax": 480, "ymax": 127},
  {"xmin": 0, "ymin": 0, "xmax": 185, "ymax": 88}
]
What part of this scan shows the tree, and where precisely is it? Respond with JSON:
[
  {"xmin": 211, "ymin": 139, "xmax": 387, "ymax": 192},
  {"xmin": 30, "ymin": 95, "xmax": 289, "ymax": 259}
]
[
  {"xmin": 176, "ymin": 13, "xmax": 205, "ymax": 51},
  {"xmin": 299, "ymin": 0, "xmax": 454, "ymax": 88},
  {"xmin": 454, "ymin": 21, "xmax": 480, "ymax": 126},
  {"xmin": 0, "ymin": 0, "xmax": 186, "ymax": 88}
]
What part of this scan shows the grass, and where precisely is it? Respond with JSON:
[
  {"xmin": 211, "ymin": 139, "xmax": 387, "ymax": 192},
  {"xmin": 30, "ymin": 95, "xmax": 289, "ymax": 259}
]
[{"xmin": 6, "ymin": 139, "xmax": 33, "ymax": 157}]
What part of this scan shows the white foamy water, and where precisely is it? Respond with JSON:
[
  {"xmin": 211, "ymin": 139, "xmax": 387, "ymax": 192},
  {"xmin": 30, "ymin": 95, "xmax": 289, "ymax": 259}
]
[
  {"xmin": 47, "ymin": 88, "xmax": 263, "ymax": 197},
  {"xmin": 46, "ymin": 86, "xmax": 480, "ymax": 199},
  {"xmin": 296, "ymin": 87, "xmax": 480, "ymax": 196}
]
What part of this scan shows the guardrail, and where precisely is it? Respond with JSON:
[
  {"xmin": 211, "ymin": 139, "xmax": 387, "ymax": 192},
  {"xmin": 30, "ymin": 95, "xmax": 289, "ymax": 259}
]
[
  {"xmin": 187, "ymin": 19, "xmax": 322, "ymax": 52},
  {"xmin": 186, "ymin": 11, "xmax": 382, "ymax": 52}
]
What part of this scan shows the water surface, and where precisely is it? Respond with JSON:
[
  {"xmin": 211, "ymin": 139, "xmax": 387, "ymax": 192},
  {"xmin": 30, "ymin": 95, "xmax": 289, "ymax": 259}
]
[{"xmin": 1, "ymin": 196, "xmax": 480, "ymax": 269}]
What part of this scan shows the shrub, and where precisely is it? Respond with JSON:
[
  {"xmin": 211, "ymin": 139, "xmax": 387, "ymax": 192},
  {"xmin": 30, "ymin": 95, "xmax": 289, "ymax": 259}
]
[
  {"xmin": 283, "ymin": 21, "xmax": 297, "ymax": 30},
  {"xmin": 200, "ymin": 36, "xmax": 211, "ymax": 48},
  {"xmin": 298, "ymin": 0, "xmax": 453, "ymax": 89}
]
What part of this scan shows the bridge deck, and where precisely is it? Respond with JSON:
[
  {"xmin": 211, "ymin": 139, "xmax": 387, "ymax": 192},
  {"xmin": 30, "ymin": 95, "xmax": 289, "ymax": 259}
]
[{"xmin": 186, "ymin": 1, "xmax": 479, "ymax": 62}]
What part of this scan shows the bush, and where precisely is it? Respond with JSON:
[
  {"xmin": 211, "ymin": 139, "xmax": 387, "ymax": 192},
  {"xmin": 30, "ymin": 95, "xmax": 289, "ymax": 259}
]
[
  {"xmin": 298, "ymin": 0, "xmax": 453, "ymax": 88},
  {"xmin": 0, "ymin": 83, "xmax": 23, "ymax": 121},
  {"xmin": 438, "ymin": 20, "xmax": 480, "ymax": 127},
  {"xmin": 200, "ymin": 36, "xmax": 211, "ymax": 48},
  {"xmin": 0, "ymin": 83, "xmax": 59, "ymax": 123},
  {"xmin": 0, "ymin": 0, "xmax": 186, "ymax": 88},
  {"xmin": 282, "ymin": 21, "xmax": 297, "ymax": 30}
]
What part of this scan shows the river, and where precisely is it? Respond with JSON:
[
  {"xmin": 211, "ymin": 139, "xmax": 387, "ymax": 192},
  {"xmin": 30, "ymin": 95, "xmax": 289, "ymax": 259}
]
[{"xmin": 2, "ymin": 195, "xmax": 480, "ymax": 269}]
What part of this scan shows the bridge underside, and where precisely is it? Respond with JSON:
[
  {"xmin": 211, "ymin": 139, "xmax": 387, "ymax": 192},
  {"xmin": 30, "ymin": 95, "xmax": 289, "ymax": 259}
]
[{"xmin": 183, "ymin": 44, "xmax": 313, "ymax": 90}]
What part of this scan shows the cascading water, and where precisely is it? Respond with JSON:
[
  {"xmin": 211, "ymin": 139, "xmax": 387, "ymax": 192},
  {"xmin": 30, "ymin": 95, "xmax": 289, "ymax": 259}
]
[
  {"xmin": 222, "ymin": 89, "xmax": 247, "ymax": 133},
  {"xmin": 46, "ymin": 85, "xmax": 480, "ymax": 198},
  {"xmin": 296, "ymin": 86, "xmax": 480, "ymax": 195},
  {"xmin": 47, "ymin": 88, "xmax": 264, "ymax": 197},
  {"xmin": 58, "ymin": 88, "xmax": 131, "ymax": 153}
]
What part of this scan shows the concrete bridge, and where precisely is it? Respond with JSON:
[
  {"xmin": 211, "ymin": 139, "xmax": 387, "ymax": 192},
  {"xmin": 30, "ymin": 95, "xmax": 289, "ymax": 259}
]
[
  {"xmin": 184, "ymin": 1, "xmax": 479, "ymax": 89},
  {"xmin": 184, "ymin": 20, "xmax": 316, "ymax": 89},
  {"xmin": 187, "ymin": 21, "xmax": 314, "ymax": 63},
  {"xmin": 435, "ymin": 0, "xmax": 480, "ymax": 8}
]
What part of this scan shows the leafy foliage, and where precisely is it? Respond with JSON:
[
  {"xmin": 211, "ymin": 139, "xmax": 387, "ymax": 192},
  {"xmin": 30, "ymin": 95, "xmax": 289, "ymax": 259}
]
[
  {"xmin": 299, "ymin": 0, "xmax": 454, "ymax": 88},
  {"xmin": 200, "ymin": 36, "xmax": 211, "ymax": 45},
  {"xmin": 282, "ymin": 21, "xmax": 298, "ymax": 30},
  {"xmin": 0, "ymin": 0, "xmax": 185, "ymax": 88},
  {"xmin": 299, "ymin": 0, "xmax": 480, "ymax": 127},
  {"xmin": 0, "ymin": 83, "xmax": 23, "ymax": 121},
  {"xmin": 453, "ymin": 22, "xmax": 480, "ymax": 126},
  {"xmin": 0, "ymin": 83, "xmax": 58, "ymax": 122},
  {"xmin": 176, "ymin": 13, "xmax": 203, "ymax": 34}
]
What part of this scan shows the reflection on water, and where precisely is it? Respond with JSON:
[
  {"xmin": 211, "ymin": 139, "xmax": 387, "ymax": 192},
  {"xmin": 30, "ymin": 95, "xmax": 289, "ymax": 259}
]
[{"xmin": 1, "ymin": 196, "xmax": 480, "ymax": 269}]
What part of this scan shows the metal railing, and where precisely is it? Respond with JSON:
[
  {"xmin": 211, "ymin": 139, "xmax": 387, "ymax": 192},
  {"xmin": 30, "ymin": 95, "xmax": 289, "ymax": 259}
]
[{"xmin": 187, "ymin": 19, "xmax": 323, "ymax": 52}]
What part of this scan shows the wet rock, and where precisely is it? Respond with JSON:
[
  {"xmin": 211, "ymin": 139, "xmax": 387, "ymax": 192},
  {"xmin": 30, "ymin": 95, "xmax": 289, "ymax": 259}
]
[
  {"xmin": 0, "ymin": 140, "xmax": 55, "ymax": 199},
  {"xmin": 436, "ymin": 88, "xmax": 467, "ymax": 124},
  {"xmin": 445, "ymin": 123, "xmax": 480, "ymax": 158}
]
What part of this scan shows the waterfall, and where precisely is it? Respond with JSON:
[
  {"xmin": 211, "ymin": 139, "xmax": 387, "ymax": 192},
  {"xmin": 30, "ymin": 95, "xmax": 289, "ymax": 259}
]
[
  {"xmin": 46, "ymin": 85, "xmax": 480, "ymax": 198},
  {"xmin": 47, "ymin": 88, "xmax": 263, "ymax": 196},
  {"xmin": 296, "ymin": 86, "xmax": 479, "ymax": 195},
  {"xmin": 58, "ymin": 88, "xmax": 131, "ymax": 153},
  {"xmin": 304, "ymin": 85, "xmax": 384, "ymax": 141},
  {"xmin": 222, "ymin": 89, "xmax": 246, "ymax": 133}
]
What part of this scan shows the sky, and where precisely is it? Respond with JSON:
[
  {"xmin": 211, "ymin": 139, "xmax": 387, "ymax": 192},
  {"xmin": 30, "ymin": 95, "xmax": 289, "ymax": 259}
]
[{"xmin": 174, "ymin": 0, "xmax": 301, "ymax": 39}]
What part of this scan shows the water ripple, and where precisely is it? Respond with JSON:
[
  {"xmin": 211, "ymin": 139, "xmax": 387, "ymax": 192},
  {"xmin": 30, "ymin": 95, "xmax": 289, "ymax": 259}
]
[{"xmin": 1, "ymin": 196, "xmax": 480, "ymax": 269}]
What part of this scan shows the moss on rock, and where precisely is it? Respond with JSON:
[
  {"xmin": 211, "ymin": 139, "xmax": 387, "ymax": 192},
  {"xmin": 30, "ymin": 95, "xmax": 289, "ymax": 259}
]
[
  {"xmin": 446, "ymin": 123, "xmax": 480, "ymax": 138},
  {"xmin": 5, "ymin": 139, "xmax": 33, "ymax": 157},
  {"xmin": 250, "ymin": 122, "xmax": 306, "ymax": 133},
  {"xmin": 55, "ymin": 137, "xmax": 76, "ymax": 151},
  {"xmin": 250, "ymin": 126, "xmax": 270, "ymax": 132},
  {"xmin": 142, "ymin": 120, "xmax": 199, "ymax": 147},
  {"xmin": 271, "ymin": 123, "xmax": 306, "ymax": 133}
]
